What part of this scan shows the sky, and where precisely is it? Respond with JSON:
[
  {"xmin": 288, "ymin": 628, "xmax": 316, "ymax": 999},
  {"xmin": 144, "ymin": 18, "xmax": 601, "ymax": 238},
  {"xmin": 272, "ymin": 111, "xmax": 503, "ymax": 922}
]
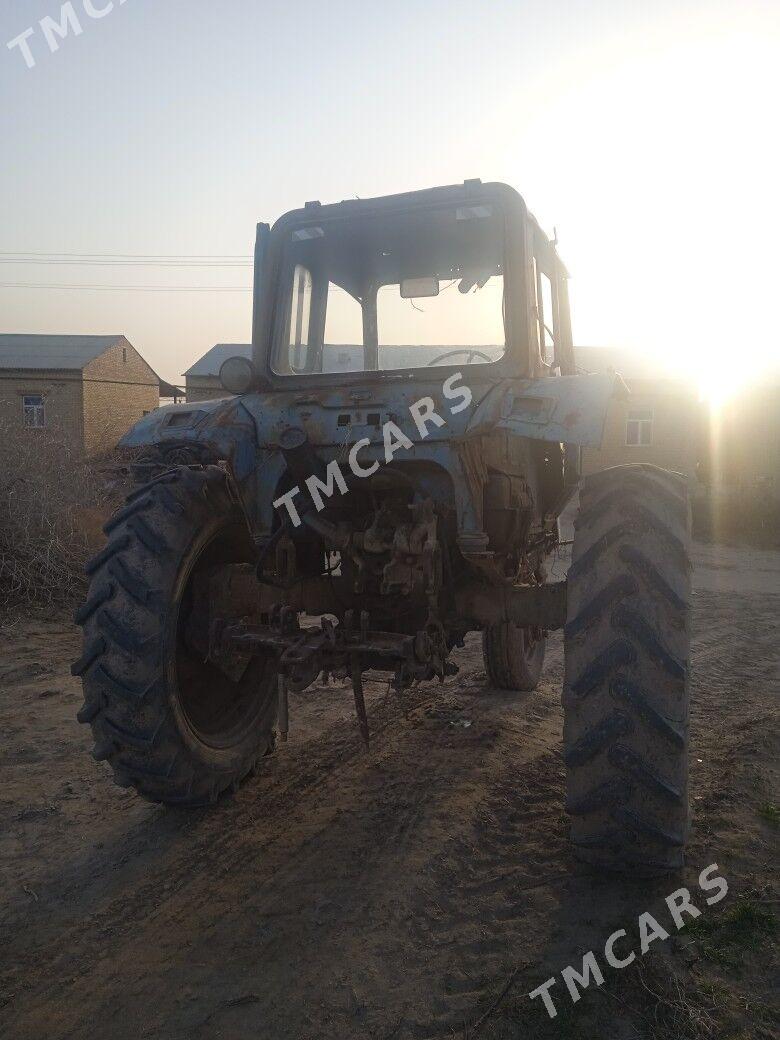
[{"xmin": 0, "ymin": 0, "xmax": 778, "ymax": 397}]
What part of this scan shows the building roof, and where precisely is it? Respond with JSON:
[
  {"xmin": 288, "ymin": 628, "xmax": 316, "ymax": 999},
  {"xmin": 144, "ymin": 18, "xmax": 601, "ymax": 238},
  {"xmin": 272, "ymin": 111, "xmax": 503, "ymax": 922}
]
[
  {"xmin": 185, "ymin": 343, "xmax": 252, "ymax": 378},
  {"xmin": 160, "ymin": 379, "xmax": 185, "ymax": 398},
  {"xmin": 185, "ymin": 343, "xmax": 510, "ymax": 377},
  {"xmin": 184, "ymin": 342, "xmax": 701, "ymax": 382},
  {"xmin": 0, "ymin": 334, "xmax": 130, "ymax": 371},
  {"xmin": 573, "ymin": 346, "xmax": 671, "ymax": 380}
]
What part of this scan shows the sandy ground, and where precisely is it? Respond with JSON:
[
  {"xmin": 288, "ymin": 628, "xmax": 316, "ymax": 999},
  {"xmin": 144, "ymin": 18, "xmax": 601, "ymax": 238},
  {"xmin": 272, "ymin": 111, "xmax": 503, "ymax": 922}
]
[{"xmin": 1, "ymin": 541, "xmax": 778, "ymax": 1040}]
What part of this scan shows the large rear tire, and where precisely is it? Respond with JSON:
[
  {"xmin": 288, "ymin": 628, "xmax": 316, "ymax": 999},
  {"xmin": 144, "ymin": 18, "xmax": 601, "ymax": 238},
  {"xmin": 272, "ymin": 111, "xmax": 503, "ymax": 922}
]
[
  {"xmin": 483, "ymin": 623, "xmax": 546, "ymax": 691},
  {"xmin": 73, "ymin": 466, "xmax": 276, "ymax": 806},
  {"xmin": 563, "ymin": 464, "xmax": 691, "ymax": 875}
]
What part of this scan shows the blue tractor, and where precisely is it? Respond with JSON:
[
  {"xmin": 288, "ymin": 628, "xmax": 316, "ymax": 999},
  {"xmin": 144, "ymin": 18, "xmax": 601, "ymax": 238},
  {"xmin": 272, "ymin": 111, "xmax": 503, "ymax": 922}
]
[{"xmin": 74, "ymin": 181, "xmax": 691, "ymax": 875}]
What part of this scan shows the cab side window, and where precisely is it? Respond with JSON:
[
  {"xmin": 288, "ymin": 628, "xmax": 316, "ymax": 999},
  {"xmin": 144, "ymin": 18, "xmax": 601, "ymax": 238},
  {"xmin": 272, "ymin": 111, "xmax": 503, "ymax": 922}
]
[
  {"xmin": 539, "ymin": 269, "xmax": 556, "ymax": 365},
  {"xmin": 288, "ymin": 264, "xmax": 313, "ymax": 372},
  {"xmin": 533, "ymin": 256, "xmax": 558, "ymax": 367}
]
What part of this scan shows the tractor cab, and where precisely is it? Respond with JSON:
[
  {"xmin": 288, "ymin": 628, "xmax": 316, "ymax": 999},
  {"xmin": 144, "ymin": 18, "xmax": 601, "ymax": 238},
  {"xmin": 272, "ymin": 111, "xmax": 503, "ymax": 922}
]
[{"xmin": 221, "ymin": 180, "xmax": 574, "ymax": 395}]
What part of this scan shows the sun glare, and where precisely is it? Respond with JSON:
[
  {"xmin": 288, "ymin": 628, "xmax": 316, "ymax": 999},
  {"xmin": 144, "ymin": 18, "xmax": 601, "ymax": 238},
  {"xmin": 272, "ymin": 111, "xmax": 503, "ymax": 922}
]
[{"xmin": 509, "ymin": 16, "xmax": 779, "ymax": 405}]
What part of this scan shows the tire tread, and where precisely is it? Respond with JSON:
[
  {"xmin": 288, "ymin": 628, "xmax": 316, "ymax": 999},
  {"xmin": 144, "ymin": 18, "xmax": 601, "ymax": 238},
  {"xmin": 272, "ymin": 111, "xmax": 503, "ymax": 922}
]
[
  {"xmin": 73, "ymin": 465, "xmax": 274, "ymax": 807},
  {"xmin": 564, "ymin": 464, "xmax": 691, "ymax": 875}
]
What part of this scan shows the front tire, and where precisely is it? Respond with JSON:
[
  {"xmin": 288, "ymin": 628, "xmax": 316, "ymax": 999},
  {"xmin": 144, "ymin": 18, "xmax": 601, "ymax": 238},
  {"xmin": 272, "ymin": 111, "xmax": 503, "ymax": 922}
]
[
  {"xmin": 483, "ymin": 623, "xmax": 546, "ymax": 691},
  {"xmin": 563, "ymin": 464, "xmax": 691, "ymax": 875},
  {"xmin": 73, "ymin": 466, "xmax": 276, "ymax": 806}
]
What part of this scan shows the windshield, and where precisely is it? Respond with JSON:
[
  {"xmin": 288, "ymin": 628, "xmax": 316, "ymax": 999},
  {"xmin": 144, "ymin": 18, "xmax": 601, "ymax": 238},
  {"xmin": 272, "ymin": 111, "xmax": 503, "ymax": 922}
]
[{"xmin": 272, "ymin": 204, "xmax": 506, "ymax": 375}]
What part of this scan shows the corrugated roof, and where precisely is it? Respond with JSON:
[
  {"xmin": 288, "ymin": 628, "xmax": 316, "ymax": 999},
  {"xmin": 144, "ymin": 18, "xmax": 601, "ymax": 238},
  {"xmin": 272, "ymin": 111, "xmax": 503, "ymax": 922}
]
[
  {"xmin": 185, "ymin": 343, "xmax": 252, "ymax": 377},
  {"xmin": 574, "ymin": 346, "xmax": 671, "ymax": 380},
  {"xmin": 0, "ymin": 334, "xmax": 128, "ymax": 370}
]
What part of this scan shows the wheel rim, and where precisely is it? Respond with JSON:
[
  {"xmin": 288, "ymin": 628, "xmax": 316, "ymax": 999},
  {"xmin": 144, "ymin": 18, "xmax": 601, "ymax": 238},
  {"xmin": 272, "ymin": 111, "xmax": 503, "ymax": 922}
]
[{"xmin": 171, "ymin": 517, "xmax": 272, "ymax": 750}]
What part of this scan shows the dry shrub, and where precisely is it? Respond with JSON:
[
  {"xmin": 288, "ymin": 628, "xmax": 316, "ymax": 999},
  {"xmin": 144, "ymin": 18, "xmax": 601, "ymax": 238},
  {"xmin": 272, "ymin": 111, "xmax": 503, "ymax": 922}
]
[{"xmin": 0, "ymin": 421, "xmax": 129, "ymax": 614}]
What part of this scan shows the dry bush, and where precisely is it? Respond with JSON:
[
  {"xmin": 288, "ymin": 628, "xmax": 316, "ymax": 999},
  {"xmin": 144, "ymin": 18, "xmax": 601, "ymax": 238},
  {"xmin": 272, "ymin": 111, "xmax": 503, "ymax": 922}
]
[{"xmin": 0, "ymin": 421, "xmax": 130, "ymax": 615}]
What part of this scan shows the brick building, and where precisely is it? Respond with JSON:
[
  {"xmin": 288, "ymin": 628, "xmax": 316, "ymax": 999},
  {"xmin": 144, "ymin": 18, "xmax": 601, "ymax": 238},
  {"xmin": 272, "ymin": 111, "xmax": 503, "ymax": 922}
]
[
  {"xmin": 0, "ymin": 334, "xmax": 161, "ymax": 457},
  {"xmin": 184, "ymin": 343, "xmax": 252, "ymax": 402},
  {"xmin": 699, "ymin": 381, "xmax": 780, "ymax": 494},
  {"xmin": 575, "ymin": 346, "xmax": 700, "ymax": 481}
]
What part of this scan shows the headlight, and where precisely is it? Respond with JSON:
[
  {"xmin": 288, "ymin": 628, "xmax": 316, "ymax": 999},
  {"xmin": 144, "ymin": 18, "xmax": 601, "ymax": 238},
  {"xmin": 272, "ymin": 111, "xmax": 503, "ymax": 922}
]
[{"xmin": 219, "ymin": 355, "xmax": 257, "ymax": 395}]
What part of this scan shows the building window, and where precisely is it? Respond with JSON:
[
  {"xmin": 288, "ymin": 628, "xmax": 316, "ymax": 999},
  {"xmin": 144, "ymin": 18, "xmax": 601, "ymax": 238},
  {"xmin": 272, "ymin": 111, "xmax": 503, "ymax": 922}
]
[
  {"xmin": 626, "ymin": 408, "xmax": 653, "ymax": 446},
  {"xmin": 23, "ymin": 394, "xmax": 46, "ymax": 429},
  {"xmin": 122, "ymin": 347, "xmax": 128, "ymax": 362}
]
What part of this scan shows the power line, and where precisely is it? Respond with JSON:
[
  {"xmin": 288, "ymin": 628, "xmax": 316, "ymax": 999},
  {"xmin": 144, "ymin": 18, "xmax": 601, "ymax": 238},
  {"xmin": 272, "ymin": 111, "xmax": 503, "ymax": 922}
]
[
  {"xmin": 0, "ymin": 250, "xmax": 252, "ymax": 259},
  {"xmin": 0, "ymin": 277, "xmax": 504, "ymax": 295},
  {"xmin": 0, "ymin": 259, "xmax": 253, "ymax": 267},
  {"xmin": 0, "ymin": 282, "xmax": 252, "ymax": 292}
]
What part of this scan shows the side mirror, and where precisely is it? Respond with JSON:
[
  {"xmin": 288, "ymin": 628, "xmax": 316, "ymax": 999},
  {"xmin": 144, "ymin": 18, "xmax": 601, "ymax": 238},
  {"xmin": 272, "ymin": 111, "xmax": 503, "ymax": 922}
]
[
  {"xmin": 219, "ymin": 355, "xmax": 257, "ymax": 395},
  {"xmin": 400, "ymin": 276, "xmax": 439, "ymax": 299}
]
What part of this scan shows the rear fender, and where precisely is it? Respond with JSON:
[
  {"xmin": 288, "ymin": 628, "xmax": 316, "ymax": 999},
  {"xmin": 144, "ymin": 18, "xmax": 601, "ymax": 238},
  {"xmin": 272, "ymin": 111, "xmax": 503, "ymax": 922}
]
[{"xmin": 119, "ymin": 397, "xmax": 263, "ymax": 522}]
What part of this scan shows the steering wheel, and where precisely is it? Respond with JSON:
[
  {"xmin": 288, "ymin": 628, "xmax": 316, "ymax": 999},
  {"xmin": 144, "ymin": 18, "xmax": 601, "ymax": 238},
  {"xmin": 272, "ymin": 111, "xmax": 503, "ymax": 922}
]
[{"xmin": 426, "ymin": 348, "xmax": 493, "ymax": 367}]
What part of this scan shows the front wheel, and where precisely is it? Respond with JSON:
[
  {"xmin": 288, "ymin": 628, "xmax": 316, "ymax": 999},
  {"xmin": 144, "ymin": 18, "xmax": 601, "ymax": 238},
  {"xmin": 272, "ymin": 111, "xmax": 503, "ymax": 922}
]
[
  {"xmin": 483, "ymin": 623, "xmax": 546, "ymax": 691},
  {"xmin": 564, "ymin": 464, "xmax": 691, "ymax": 875},
  {"xmin": 73, "ymin": 466, "xmax": 277, "ymax": 806}
]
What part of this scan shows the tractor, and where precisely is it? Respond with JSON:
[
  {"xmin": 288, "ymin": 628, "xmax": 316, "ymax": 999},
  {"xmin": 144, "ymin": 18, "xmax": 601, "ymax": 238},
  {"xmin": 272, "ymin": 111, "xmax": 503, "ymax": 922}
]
[{"xmin": 74, "ymin": 181, "xmax": 691, "ymax": 875}]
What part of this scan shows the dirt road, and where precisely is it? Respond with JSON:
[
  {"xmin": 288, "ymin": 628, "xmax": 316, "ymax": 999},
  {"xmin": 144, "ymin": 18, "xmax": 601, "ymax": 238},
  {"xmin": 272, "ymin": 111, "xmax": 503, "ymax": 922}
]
[{"xmin": 1, "ymin": 542, "xmax": 778, "ymax": 1039}]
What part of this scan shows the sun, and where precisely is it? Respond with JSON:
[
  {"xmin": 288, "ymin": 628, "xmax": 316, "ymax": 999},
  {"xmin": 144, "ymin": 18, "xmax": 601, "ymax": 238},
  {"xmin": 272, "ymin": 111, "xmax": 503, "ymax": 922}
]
[
  {"xmin": 508, "ymin": 16, "xmax": 779, "ymax": 406},
  {"xmin": 698, "ymin": 372, "xmax": 735, "ymax": 410}
]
